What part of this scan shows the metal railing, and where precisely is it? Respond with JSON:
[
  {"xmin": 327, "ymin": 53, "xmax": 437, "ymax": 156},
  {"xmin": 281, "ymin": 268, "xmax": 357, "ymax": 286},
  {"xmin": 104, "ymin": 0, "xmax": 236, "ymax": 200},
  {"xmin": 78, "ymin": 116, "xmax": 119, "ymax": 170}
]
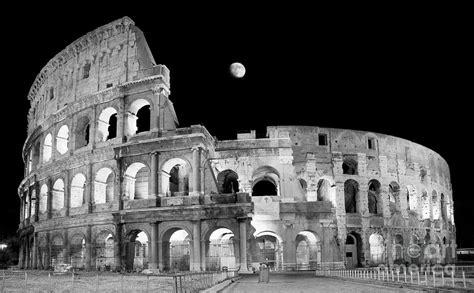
[
  {"xmin": 315, "ymin": 265, "xmax": 474, "ymax": 289},
  {"xmin": 0, "ymin": 269, "xmax": 238, "ymax": 293}
]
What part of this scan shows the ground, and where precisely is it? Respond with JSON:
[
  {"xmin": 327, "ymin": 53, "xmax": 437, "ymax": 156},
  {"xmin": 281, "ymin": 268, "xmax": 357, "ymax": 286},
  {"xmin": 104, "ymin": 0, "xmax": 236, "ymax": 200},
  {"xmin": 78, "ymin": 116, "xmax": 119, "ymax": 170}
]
[{"xmin": 222, "ymin": 273, "xmax": 425, "ymax": 293}]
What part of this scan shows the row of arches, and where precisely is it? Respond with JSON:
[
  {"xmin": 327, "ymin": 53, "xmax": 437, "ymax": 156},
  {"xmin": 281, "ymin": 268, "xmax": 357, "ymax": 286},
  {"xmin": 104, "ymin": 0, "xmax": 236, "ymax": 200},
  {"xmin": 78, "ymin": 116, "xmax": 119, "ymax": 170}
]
[
  {"xmin": 345, "ymin": 231, "xmax": 451, "ymax": 268},
  {"xmin": 28, "ymin": 99, "xmax": 153, "ymax": 172},
  {"xmin": 343, "ymin": 179, "xmax": 450, "ymax": 221}
]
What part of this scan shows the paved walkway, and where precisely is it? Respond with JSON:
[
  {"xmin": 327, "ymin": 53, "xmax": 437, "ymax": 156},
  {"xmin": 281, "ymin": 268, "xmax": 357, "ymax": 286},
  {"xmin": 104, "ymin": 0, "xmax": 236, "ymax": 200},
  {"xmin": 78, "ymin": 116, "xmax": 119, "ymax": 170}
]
[{"xmin": 222, "ymin": 273, "xmax": 424, "ymax": 293}]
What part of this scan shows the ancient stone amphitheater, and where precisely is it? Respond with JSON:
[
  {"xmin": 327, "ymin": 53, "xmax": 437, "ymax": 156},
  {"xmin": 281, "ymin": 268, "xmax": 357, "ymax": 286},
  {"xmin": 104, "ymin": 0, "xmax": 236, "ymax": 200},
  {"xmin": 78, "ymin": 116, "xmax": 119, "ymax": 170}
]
[{"xmin": 18, "ymin": 17, "xmax": 456, "ymax": 272}]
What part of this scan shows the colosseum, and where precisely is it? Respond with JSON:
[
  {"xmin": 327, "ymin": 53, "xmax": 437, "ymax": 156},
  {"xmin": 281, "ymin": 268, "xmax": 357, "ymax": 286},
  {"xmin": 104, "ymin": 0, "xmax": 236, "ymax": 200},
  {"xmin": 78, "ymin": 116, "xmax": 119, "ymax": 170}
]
[{"xmin": 17, "ymin": 17, "xmax": 456, "ymax": 272}]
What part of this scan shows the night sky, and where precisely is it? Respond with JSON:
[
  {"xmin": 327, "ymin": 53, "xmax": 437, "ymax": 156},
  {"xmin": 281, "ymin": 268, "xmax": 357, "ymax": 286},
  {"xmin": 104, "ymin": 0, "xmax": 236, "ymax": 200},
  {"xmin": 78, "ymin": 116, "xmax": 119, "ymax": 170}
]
[{"xmin": 2, "ymin": 6, "xmax": 472, "ymax": 247}]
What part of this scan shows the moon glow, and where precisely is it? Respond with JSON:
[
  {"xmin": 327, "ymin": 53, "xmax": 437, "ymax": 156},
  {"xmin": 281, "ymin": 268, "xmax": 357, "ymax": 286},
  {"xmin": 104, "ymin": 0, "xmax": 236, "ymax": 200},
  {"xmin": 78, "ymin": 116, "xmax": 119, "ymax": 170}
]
[{"xmin": 230, "ymin": 62, "xmax": 246, "ymax": 78}]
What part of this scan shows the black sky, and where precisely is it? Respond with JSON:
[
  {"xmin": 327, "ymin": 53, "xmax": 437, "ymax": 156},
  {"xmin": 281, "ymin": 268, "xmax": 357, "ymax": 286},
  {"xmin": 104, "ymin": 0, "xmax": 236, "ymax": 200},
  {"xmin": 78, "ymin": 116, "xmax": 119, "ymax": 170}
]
[{"xmin": 2, "ymin": 6, "xmax": 472, "ymax": 247}]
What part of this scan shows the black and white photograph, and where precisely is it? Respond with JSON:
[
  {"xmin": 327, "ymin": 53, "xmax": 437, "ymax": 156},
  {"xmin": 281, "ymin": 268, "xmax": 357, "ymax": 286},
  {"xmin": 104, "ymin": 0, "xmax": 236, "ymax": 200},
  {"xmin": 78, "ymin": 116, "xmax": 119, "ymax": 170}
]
[{"xmin": 1, "ymin": 5, "xmax": 472, "ymax": 292}]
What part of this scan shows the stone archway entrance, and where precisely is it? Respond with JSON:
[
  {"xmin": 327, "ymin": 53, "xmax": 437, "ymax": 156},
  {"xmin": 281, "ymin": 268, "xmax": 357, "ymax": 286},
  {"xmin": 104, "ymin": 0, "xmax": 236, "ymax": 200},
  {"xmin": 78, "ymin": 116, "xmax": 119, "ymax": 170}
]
[
  {"xmin": 125, "ymin": 230, "xmax": 149, "ymax": 271},
  {"xmin": 255, "ymin": 232, "xmax": 283, "ymax": 271},
  {"xmin": 206, "ymin": 228, "xmax": 236, "ymax": 271}
]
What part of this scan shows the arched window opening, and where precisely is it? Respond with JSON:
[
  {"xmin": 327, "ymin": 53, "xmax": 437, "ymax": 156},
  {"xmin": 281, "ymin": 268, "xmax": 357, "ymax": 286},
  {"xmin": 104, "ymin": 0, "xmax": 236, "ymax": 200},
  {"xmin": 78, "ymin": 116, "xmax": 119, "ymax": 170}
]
[
  {"xmin": 342, "ymin": 157, "xmax": 358, "ymax": 175},
  {"xmin": 39, "ymin": 184, "xmax": 48, "ymax": 213},
  {"xmin": 51, "ymin": 235, "xmax": 64, "ymax": 266},
  {"xmin": 295, "ymin": 231, "xmax": 320, "ymax": 270},
  {"xmin": 70, "ymin": 235, "xmax": 86, "ymax": 269},
  {"xmin": 345, "ymin": 232, "xmax": 362, "ymax": 268},
  {"xmin": 56, "ymin": 125, "xmax": 69, "ymax": 155},
  {"xmin": 136, "ymin": 105, "xmax": 151, "ymax": 133},
  {"xmin": 252, "ymin": 166, "xmax": 280, "ymax": 196},
  {"xmin": 389, "ymin": 182, "xmax": 400, "ymax": 212},
  {"xmin": 252, "ymin": 178, "xmax": 277, "ymax": 196},
  {"xmin": 317, "ymin": 179, "xmax": 330, "ymax": 201},
  {"xmin": 440, "ymin": 194, "xmax": 446, "ymax": 221},
  {"xmin": 30, "ymin": 190, "xmax": 37, "ymax": 217},
  {"xmin": 299, "ymin": 178, "xmax": 307, "ymax": 194},
  {"xmin": 421, "ymin": 190, "xmax": 430, "ymax": 219},
  {"xmin": 127, "ymin": 99, "xmax": 151, "ymax": 136},
  {"xmin": 124, "ymin": 162, "xmax": 149, "ymax": 200},
  {"xmin": 97, "ymin": 107, "xmax": 118, "ymax": 142},
  {"xmin": 95, "ymin": 231, "xmax": 115, "ymax": 270},
  {"xmin": 369, "ymin": 234, "xmax": 385, "ymax": 265},
  {"xmin": 432, "ymin": 191, "xmax": 439, "ymax": 220},
  {"xmin": 29, "ymin": 141, "xmax": 40, "ymax": 171},
  {"xmin": 207, "ymin": 228, "xmax": 236, "ymax": 271},
  {"xmin": 255, "ymin": 233, "xmax": 283, "ymax": 271},
  {"xmin": 75, "ymin": 116, "xmax": 90, "ymax": 149},
  {"xmin": 161, "ymin": 158, "xmax": 192, "ymax": 197},
  {"xmin": 368, "ymin": 180, "xmax": 381, "ymax": 214},
  {"xmin": 70, "ymin": 173, "xmax": 86, "ymax": 208},
  {"xmin": 217, "ymin": 170, "xmax": 239, "ymax": 194},
  {"xmin": 393, "ymin": 235, "xmax": 404, "ymax": 263},
  {"xmin": 168, "ymin": 230, "xmax": 190, "ymax": 271},
  {"xmin": 344, "ymin": 179, "xmax": 359, "ymax": 213},
  {"xmin": 43, "ymin": 133, "xmax": 53, "ymax": 162},
  {"xmin": 126, "ymin": 231, "xmax": 149, "ymax": 271},
  {"xmin": 52, "ymin": 179, "xmax": 65, "ymax": 211},
  {"xmin": 94, "ymin": 168, "xmax": 115, "ymax": 204}
]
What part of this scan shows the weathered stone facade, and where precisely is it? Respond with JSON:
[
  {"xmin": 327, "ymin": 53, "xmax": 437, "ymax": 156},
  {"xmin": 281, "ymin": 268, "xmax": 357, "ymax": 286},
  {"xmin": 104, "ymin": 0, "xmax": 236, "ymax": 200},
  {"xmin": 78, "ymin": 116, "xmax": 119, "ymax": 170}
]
[{"xmin": 18, "ymin": 17, "xmax": 456, "ymax": 272}]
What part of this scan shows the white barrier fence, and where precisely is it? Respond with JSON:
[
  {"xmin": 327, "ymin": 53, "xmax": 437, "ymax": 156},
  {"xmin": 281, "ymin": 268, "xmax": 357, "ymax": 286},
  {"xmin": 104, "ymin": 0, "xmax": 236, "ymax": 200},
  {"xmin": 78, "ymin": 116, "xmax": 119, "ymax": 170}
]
[{"xmin": 315, "ymin": 266, "xmax": 473, "ymax": 289}]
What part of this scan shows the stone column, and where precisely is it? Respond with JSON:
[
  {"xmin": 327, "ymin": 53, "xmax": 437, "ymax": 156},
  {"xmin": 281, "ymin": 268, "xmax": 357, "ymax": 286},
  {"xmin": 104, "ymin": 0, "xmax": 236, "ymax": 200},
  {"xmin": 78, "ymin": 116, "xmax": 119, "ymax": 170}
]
[
  {"xmin": 192, "ymin": 221, "xmax": 201, "ymax": 271},
  {"xmin": 45, "ymin": 232, "xmax": 51, "ymax": 269},
  {"xmin": 239, "ymin": 218, "xmax": 249, "ymax": 271},
  {"xmin": 117, "ymin": 98, "xmax": 125, "ymax": 141},
  {"xmin": 85, "ymin": 225, "xmax": 92, "ymax": 270},
  {"xmin": 24, "ymin": 238, "xmax": 29, "ymax": 269},
  {"xmin": 114, "ymin": 223, "xmax": 122, "ymax": 271},
  {"xmin": 47, "ymin": 178, "xmax": 53, "ymax": 219},
  {"xmin": 86, "ymin": 164, "xmax": 93, "ymax": 213},
  {"xmin": 64, "ymin": 170, "xmax": 70, "ymax": 217},
  {"xmin": 149, "ymin": 222, "xmax": 159, "ymax": 269},
  {"xmin": 149, "ymin": 152, "xmax": 159, "ymax": 200},
  {"xmin": 34, "ymin": 183, "xmax": 40, "ymax": 222},
  {"xmin": 115, "ymin": 158, "xmax": 123, "ymax": 210},
  {"xmin": 89, "ymin": 105, "xmax": 97, "ymax": 148},
  {"xmin": 151, "ymin": 90, "xmax": 160, "ymax": 130},
  {"xmin": 192, "ymin": 147, "xmax": 201, "ymax": 196},
  {"xmin": 157, "ymin": 240, "xmax": 164, "ymax": 271},
  {"xmin": 63, "ymin": 229, "xmax": 69, "ymax": 264},
  {"xmin": 32, "ymin": 233, "xmax": 38, "ymax": 269}
]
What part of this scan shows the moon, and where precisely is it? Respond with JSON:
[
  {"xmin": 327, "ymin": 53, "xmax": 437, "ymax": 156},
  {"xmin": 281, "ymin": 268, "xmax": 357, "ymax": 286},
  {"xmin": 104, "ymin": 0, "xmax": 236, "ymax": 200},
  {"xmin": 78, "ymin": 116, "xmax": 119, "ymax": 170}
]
[{"xmin": 230, "ymin": 62, "xmax": 246, "ymax": 78}]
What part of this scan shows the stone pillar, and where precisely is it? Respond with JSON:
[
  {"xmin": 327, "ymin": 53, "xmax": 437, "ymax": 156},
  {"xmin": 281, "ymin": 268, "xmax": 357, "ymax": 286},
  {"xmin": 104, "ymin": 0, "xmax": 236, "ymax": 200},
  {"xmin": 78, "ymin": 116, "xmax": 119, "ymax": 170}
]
[
  {"xmin": 239, "ymin": 218, "xmax": 249, "ymax": 271},
  {"xmin": 47, "ymin": 178, "xmax": 53, "ymax": 219},
  {"xmin": 86, "ymin": 164, "xmax": 93, "ymax": 213},
  {"xmin": 116, "ymin": 158, "xmax": 123, "ymax": 210},
  {"xmin": 157, "ymin": 240, "xmax": 164, "ymax": 271},
  {"xmin": 149, "ymin": 222, "xmax": 159, "ymax": 269},
  {"xmin": 63, "ymin": 229, "xmax": 69, "ymax": 264},
  {"xmin": 85, "ymin": 225, "xmax": 92, "ymax": 270},
  {"xmin": 151, "ymin": 90, "xmax": 160, "ymax": 130},
  {"xmin": 124, "ymin": 112, "xmax": 137, "ymax": 136},
  {"xmin": 192, "ymin": 221, "xmax": 201, "ymax": 271},
  {"xmin": 149, "ymin": 152, "xmax": 159, "ymax": 199},
  {"xmin": 24, "ymin": 238, "xmax": 29, "ymax": 269},
  {"xmin": 64, "ymin": 170, "xmax": 70, "ymax": 217},
  {"xmin": 117, "ymin": 98, "xmax": 125, "ymax": 141},
  {"xmin": 192, "ymin": 147, "xmax": 201, "ymax": 195},
  {"xmin": 32, "ymin": 233, "xmax": 38, "ymax": 269},
  {"xmin": 34, "ymin": 183, "xmax": 40, "ymax": 222},
  {"xmin": 89, "ymin": 105, "xmax": 97, "ymax": 148},
  {"xmin": 114, "ymin": 224, "xmax": 122, "ymax": 271},
  {"xmin": 45, "ymin": 232, "xmax": 51, "ymax": 269},
  {"xmin": 201, "ymin": 239, "xmax": 208, "ymax": 270}
]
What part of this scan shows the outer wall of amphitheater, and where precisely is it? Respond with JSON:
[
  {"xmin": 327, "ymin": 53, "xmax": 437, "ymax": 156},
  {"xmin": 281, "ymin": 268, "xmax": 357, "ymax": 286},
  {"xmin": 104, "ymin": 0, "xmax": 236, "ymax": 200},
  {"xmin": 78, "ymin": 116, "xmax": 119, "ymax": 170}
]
[{"xmin": 18, "ymin": 17, "xmax": 456, "ymax": 272}]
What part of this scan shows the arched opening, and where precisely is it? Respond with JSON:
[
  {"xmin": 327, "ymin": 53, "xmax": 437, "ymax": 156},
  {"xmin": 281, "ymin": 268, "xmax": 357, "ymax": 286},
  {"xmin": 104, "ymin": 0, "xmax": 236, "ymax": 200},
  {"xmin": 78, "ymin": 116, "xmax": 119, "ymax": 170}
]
[
  {"xmin": 124, "ymin": 162, "xmax": 149, "ymax": 200},
  {"xmin": 125, "ymin": 231, "xmax": 149, "ymax": 271},
  {"xmin": 295, "ymin": 231, "xmax": 320, "ymax": 270},
  {"xmin": 127, "ymin": 99, "xmax": 151, "ymax": 136},
  {"xmin": 56, "ymin": 125, "xmax": 69, "ymax": 155},
  {"xmin": 440, "ymin": 194, "xmax": 447, "ymax": 221},
  {"xmin": 50, "ymin": 235, "xmax": 64, "ymax": 267},
  {"xmin": 255, "ymin": 232, "xmax": 283, "ymax": 271},
  {"xmin": 75, "ymin": 116, "xmax": 90, "ymax": 149},
  {"xmin": 251, "ymin": 166, "xmax": 280, "ymax": 197},
  {"xmin": 52, "ymin": 179, "xmax": 64, "ymax": 211},
  {"xmin": 161, "ymin": 158, "xmax": 191, "ymax": 197},
  {"xmin": 345, "ymin": 232, "xmax": 362, "ymax": 268},
  {"xmin": 70, "ymin": 234, "xmax": 86, "ymax": 269},
  {"xmin": 30, "ymin": 189, "xmax": 36, "ymax": 217},
  {"xmin": 421, "ymin": 190, "xmax": 430, "ymax": 219},
  {"xmin": 432, "ymin": 190, "xmax": 439, "ymax": 219},
  {"xmin": 393, "ymin": 234, "xmax": 404, "ymax": 264},
  {"xmin": 43, "ymin": 133, "xmax": 53, "ymax": 162},
  {"xmin": 95, "ymin": 231, "xmax": 114, "ymax": 270},
  {"xmin": 162, "ymin": 229, "xmax": 191, "ymax": 272},
  {"xmin": 389, "ymin": 182, "xmax": 400, "ymax": 212},
  {"xmin": 206, "ymin": 228, "xmax": 236, "ymax": 271},
  {"xmin": 344, "ymin": 179, "xmax": 359, "ymax": 213},
  {"xmin": 299, "ymin": 178, "xmax": 308, "ymax": 195},
  {"xmin": 217, "ymin": 170, "xmax": 239, "ymax": 194},
  {"xmin": 39, "ymin": 184, "xmax": 48, "ymax": 214},
  {"xmin": 29, "ymin": 141, "xmax": 40, "ymax": 171},
  {"xmin": 70, "ymin": 173, "xmax": 86, "ymax": 208},
  {"xmin": 94, "ymin": 168, "xmax": 115, "ymax": 204},
  {"xmin": 317, "ymin": 179, "xmax": 330, "ymax": 201},
  {"xmin": 97, "ymin": 107, "xmax": 118, "ymax": 141},
  {"xmin": 369, "ymin": 234, "xmax": 385, "ymax": 265},
  {"xmin": 342, "ymin": 157, "xmax": 358, "ymax": 175},
  {"xmin": 368, "ymin": 179, "xmax": 382, "ymax": 214}
]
